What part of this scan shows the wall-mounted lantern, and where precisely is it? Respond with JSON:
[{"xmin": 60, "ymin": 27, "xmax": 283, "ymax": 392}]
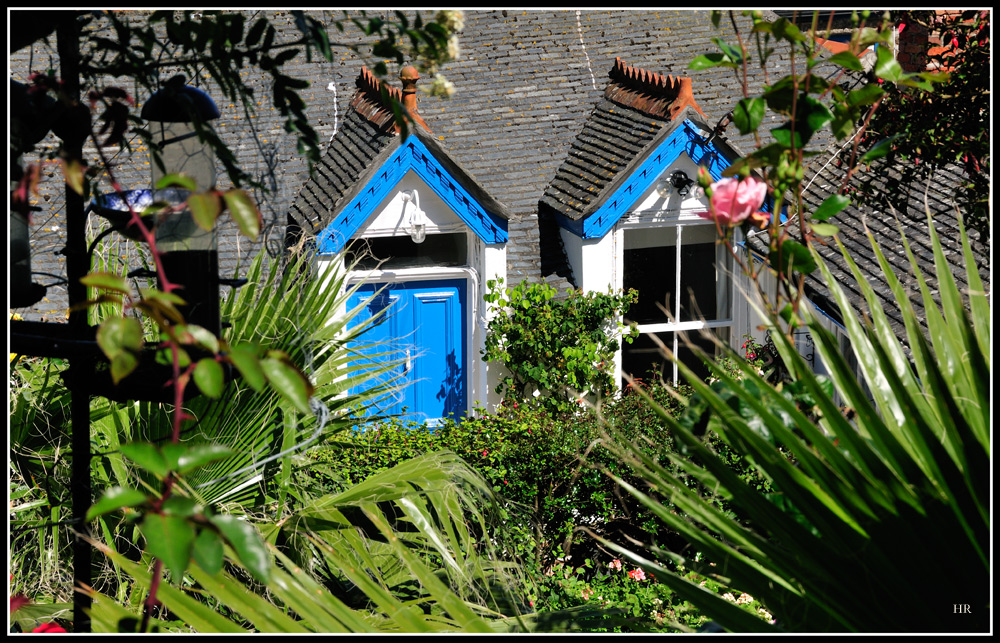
[
  {"xmin": 140, "ymin": 76, "xmax": 222, "ymax": 334},
  {"xmin": 401, "ymin": 189, "xmax": 427, "ymax": 244},
  {"xmin": 656, "ymin": 169, "xmax": 697, "ymax": 199}
]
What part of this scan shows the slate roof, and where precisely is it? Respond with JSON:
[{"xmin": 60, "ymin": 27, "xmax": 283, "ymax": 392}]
[
  {"xmin": 288, "ymin": 66, "xmax": 511, "ymax": 240},
  {"xmin": 539, "ymin": 57, "xmax": 709, "ymax": 222},
  {"xmin": 287, "ymin": 69, "xmax": 401, "ymax": 236},
  {"xmin": 535, "ymin": 56, "xmax": 723, "ymax": 284},
  {"xmin": 10, "ymin": 9, "xmax": 989, "ymax": 347},
  {"xmin": 744, "ymin": 142, "xmax": 991, "ymax": 351}
]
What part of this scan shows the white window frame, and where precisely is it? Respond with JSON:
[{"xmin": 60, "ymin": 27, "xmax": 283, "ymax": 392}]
[{"xmin": 617, "ymin": 212, "xmax": 737, "ymax": 384}]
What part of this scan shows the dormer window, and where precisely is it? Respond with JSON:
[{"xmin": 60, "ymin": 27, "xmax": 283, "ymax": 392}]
[{"xmin": 621, "ymin": 220, "xmax": 733, "ymax": 383}]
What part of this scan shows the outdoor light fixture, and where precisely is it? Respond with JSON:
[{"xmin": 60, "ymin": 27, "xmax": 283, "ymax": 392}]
[
  {"xmin": 140, "ymin": 76, "xmax": 222, "ymax": 334},
  {"xmin": 668, "ymin": 169, "xmax": 695, "ymax": 197},
  {"xmin": 655, "ymin": 169, "xmax": 696, "ymax": 199},
  {"xmin": 401, "ymin": 189, "xmax": 427, "ymax": 244}
]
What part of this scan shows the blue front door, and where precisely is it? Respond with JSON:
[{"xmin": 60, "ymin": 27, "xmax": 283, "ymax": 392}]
[{"xmin": 347, "ymin": 279, "xmax": 466, "ymax": 425}]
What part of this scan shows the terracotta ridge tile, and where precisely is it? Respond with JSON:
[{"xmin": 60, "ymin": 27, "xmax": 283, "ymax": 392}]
[
  {"xmin": 347, "ymin": 66, "xmax": 430, "ymax": 134},
  {"xmin": 604, "ymin": 56, "xmax": 706, "ymax": 120},
  {"xmin": 349, "ymin": 66, "xmax": 402, "ymax": 132}
]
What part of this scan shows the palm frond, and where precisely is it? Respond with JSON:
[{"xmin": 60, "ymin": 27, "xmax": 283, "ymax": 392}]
[{"xmin": 599, "ymin": 214, "xmax": 990, "ymax": 633}]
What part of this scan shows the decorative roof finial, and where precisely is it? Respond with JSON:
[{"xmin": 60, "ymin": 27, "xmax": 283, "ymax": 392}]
[{"xmin": 605, "ymin": 57, "xmax": 706, "ymax": 120}]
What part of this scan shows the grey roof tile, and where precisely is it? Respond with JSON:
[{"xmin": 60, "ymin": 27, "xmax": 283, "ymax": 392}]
[{"xmin": 12, "ymin": 9, "xmax": 986, "ymax": 344}]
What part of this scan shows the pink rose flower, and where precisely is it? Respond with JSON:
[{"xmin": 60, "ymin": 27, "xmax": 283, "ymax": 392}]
[
  {"xmin": 697, "ymin": 176, "xmax": 770, "ymax": 228},
  {"xmin": 608, "ymin": 559, "xmax": 623, "ymax": 571},
  {"xmin": 627, "ymin": 568, "xmax": 647, "ymax": 581}
]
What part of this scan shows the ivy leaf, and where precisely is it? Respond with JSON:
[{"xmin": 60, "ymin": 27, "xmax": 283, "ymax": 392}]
[
  {"xmin": 155, "ymin": 173, "xmax": 197, "ymax": 192},
  {"xmin": 847, "ymin": 84, "xmax": 884, "ymax": 107},
  {"xmin": 222, "ymin": 189, "xmax": 261, "ymax": 241},
  {"xmin": 811, "ymin": 222, "xmax": 840, "ymax": 237},
  {"xmin": 182, "ymin": 324, "xmax": 220, "ymax": 354},
  {"xmin": 261, "ymin": 352, "xmax": 314, "ymax": 414},
  {"xmin": 139, "ymin": 289, "xmax": 185, "ymax": 325},
  {"xmin": 188, "ymin": 192, "xmax": 221, "ymax": 231},
  {"xmin": 830, "ymin": 105, "xmax": 856, "ymax": 140},
  {"xmin": 770, "ymin": 240, "xmax": 817, "ymax": 275},
  {"xmin": 802, "ymin": 95, "xmax": 833, "ymax": 137},
  {"xmin": 861, "ymin": 134, "xmax": 902, "ymax": 164},
  {"xmin": 87, "ymin": 487, "xmax": 148, "ymax": 520},
  {"xmin": 192, "ymin": 529, "xmax": 225, "ymax": 576},
  {"xmin": 712, "ymin": 37, "xmax": 744, "ymax": 64},
  {"xmin": 161, "ymin": 443, "xmax": 187, "ymax": 472},
  {"xmin": 140, "ymin": 513, "xmax": 196, "ymax": 583},
  {"xmin": 689, "ymin": 53, "xmax": 735, "ymax": 70},
  {"xmin": 813, "ymin": 194, "xmax": 850, "ymax": 222},
  {"xmin": 227, "ymin": 344, "xmax": 266, "ymax": 392},
  {"xmin": 209, "ymin": 515, "xmax": 270, "ymax": 583},
  {"xmin": 177, "ymin": 444, "xmax": 236, "ymax": 474},
  {"xmin": 193, "ymin": 358, "xmax": 225, "ymax": 399},
  {"xmin": 97, "ymin": 317, "xmax": 144, "ymax": 384},
  {"xmin": 732, "ymin": 97, "xmax": 765, "ymax": 135},
  {"xmin": 161, "ymin": 496, "xmax": 199, "ymax": 517},
  {"xmin": 121, "ymin": 443, "xmax": 170, "ymax": 478},
  {"xmin": 771, "ymin": 123, "xmax": 803, "ymax": 150},
  {"xmin": 771, "ymin": 18, "xmax": 806, "ymax": 43},
  {"xmin": 897, "ymin": 71, "xmax": 948, "ymax": 92},
  {"xmin": 762, "ymin": 81, "xmax": 796, "ymax": 113}
]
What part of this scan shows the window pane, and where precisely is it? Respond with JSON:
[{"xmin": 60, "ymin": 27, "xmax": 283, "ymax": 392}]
[
  {"xmin": 623, "ymin": 225, "xmax": 729, "ymax": 325},
  {"xmin": 621, "ymin": 331, "xmax": 672, "ymax": 384},
  {"xmin": 346, "ymin": 233, "xmax": 467, "ymax": 270},
  {"xmin": 679, "ymin": 242, "xmax": 717, "ymax": 321},
  {"xmin": 622, "ymin": 328, "xmax": 731, "ymax": 385},
  {"xmin": 624, "ymin": 245, "xmax": 675, "ymax": 324}
]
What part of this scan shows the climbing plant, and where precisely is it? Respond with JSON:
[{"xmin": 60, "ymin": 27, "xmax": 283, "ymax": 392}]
[{"xmin": 483, "ymin": 278, "xmax": 638, "ymax": 412}]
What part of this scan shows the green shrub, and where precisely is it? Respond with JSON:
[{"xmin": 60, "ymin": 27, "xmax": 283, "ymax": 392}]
[
  {"xmin": 482, "ymin": 279, "xmax": 638, "ymax": 412},
  {"xmin": 310, "ymin": 377, "xmax": 774, "ymax": 576}
]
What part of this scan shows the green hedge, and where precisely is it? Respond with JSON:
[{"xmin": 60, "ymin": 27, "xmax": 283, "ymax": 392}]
[{"xmin": 310, "ymin": 381, "xmax": 771, "ymax": 567}]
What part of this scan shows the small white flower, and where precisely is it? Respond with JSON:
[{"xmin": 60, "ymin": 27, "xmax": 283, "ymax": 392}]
[
  {"xmin": 425, "ymin": 73, "xmax": 456, "ymax": 99},
  {"xmin": 436, "ymin": 9, "xmax": 465, "ymax": 33},
  {"xmin": 446, "ymin": 35, "xmax": 461, "ymax": 61},
  {"xmin": 722, "ymin": 592, "xmax": 736, "ymax": 602}
]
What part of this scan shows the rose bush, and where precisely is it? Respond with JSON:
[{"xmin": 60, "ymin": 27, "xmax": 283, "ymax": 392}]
[{"xmin": 696, "ymin": 176, "xmax": 770, "ymax": 228}]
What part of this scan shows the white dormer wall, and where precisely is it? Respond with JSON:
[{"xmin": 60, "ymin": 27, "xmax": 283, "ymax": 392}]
[
  {"xmin": 560, "ymin": 153, "xmax": 748, "ymax": 385},
  {"xmin": 359, "ymin": 170, "xmax": 468, "ymax": 238},
  {"xmin": 317, "ymin": 169, "xmax": 507, "ymax": 416}
]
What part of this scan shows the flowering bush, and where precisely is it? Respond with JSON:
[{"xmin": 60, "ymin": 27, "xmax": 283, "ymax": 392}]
[
  {"xmin": 696, "ymin": 176, "xmax": 770, "ymax": 228},
  {"xmin": 525, "ymin": 556, "xmax": 773, "ymax": 632},
  {"xmin": 627, "ymin": 568, "xmax": 647, "ymax": 581}
]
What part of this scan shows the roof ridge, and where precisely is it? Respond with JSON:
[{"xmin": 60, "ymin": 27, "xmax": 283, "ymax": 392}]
[
  {"xmin": 605, "ymin": 56, "xmax": 706, "ymax": 120},
  {"xmin": 349, "ymin": 66, "xmax": 423, "ymax": 133}
]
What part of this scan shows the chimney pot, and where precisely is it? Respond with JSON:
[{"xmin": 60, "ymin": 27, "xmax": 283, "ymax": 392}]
[{"xmin": 400, "ymin": 65, "xmax": 420, "ymax": 115}]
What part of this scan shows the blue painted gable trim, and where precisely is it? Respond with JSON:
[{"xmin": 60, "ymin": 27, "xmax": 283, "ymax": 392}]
[
  {"xmin": 317, "ymin": 136, "xmax": 508, "ymax": 254},
  {"xmin": 559, "ymin": 119, "xmax": 783, "ymax": 239},
  {"xmin": 579, "ymin": 119, "xmax": 709, "ymax": 239}
]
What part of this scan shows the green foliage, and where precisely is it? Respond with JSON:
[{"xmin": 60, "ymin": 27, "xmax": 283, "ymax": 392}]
[
  {"xmin": 310, "ymin": 373, "xmax": 776, "ymax": 606},
  {"xmin": 600, "ymin": 215, "xmax": 990, "ymax": 632},
  {"xmin": 528, "ymin": 557, "xmax": 774, "ymax": 632},
  {"xmin": 482, "ymin": 278, "xmax": 638, "ymax": 411},
  {"xmin": 855, "ymin": 10, "xmax": 990, "ymax": 241},
  {"xmin": 309, "ymin": 374, "xmax": 778, "ymax": 632}
]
